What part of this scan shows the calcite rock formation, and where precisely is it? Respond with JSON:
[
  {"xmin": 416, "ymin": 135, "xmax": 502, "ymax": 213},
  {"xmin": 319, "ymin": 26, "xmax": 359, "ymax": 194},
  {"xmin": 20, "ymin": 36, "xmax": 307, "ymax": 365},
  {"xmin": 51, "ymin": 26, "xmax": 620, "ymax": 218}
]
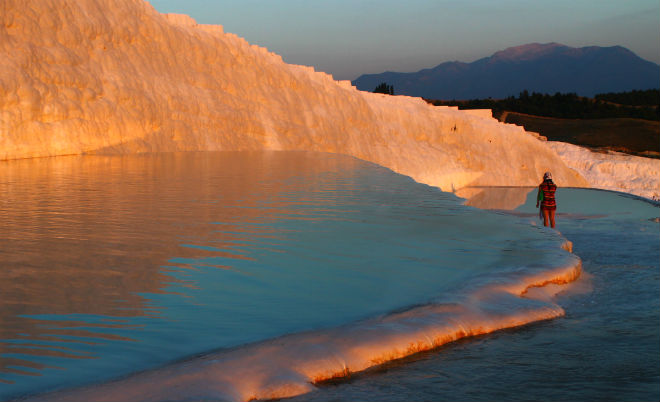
[{"xmin": 0, "ymin": 0, "xmax": 589, "ymax": 192}]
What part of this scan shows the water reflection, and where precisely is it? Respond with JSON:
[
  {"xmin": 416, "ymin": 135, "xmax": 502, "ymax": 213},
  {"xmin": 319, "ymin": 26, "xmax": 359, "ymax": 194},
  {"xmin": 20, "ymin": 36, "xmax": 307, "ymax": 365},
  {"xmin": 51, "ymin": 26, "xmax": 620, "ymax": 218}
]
[
  {"xmin": 1, "ymin": 152, "xmax": 572, "ymax": 400},
  {"xmin": 0, "ymin": 151, "xmax": 364, "ymax": 387},
  {"xmin": 455, "ymin": 186, "xmax": 535, "ymax": 210},
  {"xmin": 456, "ymin": 185, "xmax": 655, "ymax": 222}
]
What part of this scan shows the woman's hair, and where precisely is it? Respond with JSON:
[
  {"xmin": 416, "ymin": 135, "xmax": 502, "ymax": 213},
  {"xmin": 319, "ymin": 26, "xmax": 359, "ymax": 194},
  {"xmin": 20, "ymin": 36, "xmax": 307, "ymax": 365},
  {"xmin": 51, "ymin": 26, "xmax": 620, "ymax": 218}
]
[{"xmin": 543, "ymin": 171, "xmax": 552, "ymax": 181}]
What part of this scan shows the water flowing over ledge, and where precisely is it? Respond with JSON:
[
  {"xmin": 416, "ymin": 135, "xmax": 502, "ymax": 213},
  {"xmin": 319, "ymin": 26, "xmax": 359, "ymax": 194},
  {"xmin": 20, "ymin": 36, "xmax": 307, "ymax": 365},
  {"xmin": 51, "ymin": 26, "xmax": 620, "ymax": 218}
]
[
  {"xmin": 0, "ymin": 152, "xmax": 585, "ymax": 402},
  {"xmin": 28, "ymin": 253, "xmax": 581, "ymax": 402}
]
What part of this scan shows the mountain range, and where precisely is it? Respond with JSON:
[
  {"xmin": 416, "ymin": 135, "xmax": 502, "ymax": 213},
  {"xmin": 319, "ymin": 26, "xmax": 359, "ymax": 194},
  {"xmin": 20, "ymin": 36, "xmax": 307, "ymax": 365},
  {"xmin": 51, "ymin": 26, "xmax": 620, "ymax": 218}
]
[{"xmin": 352, "ymin": 43, "xmax": 660, "ymax": 100}]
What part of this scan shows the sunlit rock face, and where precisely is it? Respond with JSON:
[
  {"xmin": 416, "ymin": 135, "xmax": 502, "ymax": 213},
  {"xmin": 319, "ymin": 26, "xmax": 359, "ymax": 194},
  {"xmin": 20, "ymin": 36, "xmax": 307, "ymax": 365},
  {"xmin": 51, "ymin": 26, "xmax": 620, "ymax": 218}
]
[
  {"xmin": 0, "ymin": 0, "xmax": 589, "ymax": 191},
  {"xmin": 547, "ymin": 142, "xmax": 660, "ymax": 201}
]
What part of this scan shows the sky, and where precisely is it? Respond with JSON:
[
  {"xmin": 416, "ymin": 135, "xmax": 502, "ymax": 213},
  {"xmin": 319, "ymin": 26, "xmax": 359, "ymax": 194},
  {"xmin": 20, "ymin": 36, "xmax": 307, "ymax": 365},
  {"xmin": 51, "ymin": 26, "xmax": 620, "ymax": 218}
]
[{"xmin": 149, "ymin": 0, "xmax": 660, "ymax": 81}]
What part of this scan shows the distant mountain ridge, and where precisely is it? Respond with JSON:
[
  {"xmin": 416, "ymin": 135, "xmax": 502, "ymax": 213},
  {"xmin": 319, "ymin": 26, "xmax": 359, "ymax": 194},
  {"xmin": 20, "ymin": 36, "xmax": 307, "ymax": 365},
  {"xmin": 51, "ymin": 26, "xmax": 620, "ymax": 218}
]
[{"xmin": 353, "ymin": 43, "xmax": 660, "ymax": 100}]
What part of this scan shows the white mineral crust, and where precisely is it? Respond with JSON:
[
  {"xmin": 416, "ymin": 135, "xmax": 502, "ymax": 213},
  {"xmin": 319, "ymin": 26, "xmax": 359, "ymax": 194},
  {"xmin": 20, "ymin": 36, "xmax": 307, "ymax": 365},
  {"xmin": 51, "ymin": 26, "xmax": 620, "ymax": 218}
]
[
  {"xmin": 547, "ymin": 141, "xmax": 660, "ymax": 201},
  {"xmin": 1, "ymin": 0, "xmax": 656, "ymax": 199}
]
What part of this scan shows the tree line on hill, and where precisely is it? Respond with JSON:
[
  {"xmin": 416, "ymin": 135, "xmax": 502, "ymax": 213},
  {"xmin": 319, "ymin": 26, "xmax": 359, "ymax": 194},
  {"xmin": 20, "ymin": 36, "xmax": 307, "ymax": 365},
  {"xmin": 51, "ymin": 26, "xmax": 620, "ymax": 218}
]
[
  {"xmin": 424, "ymin": 89, "xmax": 659, "ymax": 121},
  {"xmin": 373, "ymin": 82, "xmax": 394, "ymax": 95},
  {"xmin": 594, "ymin": 89, "xmax": 659, "ymax": 107}
]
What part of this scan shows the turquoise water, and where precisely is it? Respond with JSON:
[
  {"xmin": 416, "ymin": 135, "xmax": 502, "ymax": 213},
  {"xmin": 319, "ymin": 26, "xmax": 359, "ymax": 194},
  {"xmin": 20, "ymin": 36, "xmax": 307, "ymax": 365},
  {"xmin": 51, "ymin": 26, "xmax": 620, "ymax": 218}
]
[
  {"xmin": 292, "ymin": 187, "xmax": 660, "ymax": 401},
  {"xmin": 0, "ymin": 153, "xmax": 606, "ymax": 400}
]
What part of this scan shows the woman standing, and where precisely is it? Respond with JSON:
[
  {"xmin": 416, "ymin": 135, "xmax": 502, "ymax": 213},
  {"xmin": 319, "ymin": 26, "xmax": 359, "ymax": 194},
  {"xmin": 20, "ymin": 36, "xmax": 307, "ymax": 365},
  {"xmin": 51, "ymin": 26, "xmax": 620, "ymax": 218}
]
[{"xmin": 536, "ymin": 172, "xmax": 557, "ymax": 228}]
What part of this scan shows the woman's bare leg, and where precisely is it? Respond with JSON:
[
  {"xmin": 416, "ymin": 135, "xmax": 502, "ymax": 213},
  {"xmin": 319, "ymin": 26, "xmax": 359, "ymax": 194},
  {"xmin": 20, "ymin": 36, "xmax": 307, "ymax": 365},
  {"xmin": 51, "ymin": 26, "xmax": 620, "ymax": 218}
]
[
  {"xmin": 542, "ymin": 209, "xmax": 550, "ymax": 227},
  {"xmin": 549, "ymin": 209, "xmax": 556, "ymax": 228}
]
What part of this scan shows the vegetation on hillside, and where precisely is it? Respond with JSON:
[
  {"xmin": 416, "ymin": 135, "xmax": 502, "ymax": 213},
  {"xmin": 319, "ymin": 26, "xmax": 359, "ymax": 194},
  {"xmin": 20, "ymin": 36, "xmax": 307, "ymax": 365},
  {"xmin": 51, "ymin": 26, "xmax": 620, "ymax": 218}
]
[
  {"xmin": 425, "ymin": 89, "xmax": 659, "ymax": 157},
  {"xmin": 594, "ymin": 89, "xmax": 659, "ymax": 107},
  {"xmin": 373, "ymin": 82, "xmax": 394, "ymax": 95},
  {"xmin": 502, "ymin": 112, "xmax": 659, "ymax": 157},
  {"xmin": 426, "ymin": 90, "xmax": 659, "ymax": 121}
]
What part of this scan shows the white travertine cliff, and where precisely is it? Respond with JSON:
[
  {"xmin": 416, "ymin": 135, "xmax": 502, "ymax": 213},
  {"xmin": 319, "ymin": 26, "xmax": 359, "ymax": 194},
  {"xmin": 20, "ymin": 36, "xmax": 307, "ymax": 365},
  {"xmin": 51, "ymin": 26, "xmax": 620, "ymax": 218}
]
[
  {"xmin": 0, "ymin": 0, "xmax": 593, "ymax": 192},
  {"xmin": 3, "ymin": 0, "xmax": 658, "ymax": 199},
  {"xmin": 547, "ymin": 141, "xmax": 659, "ymax": 201}
]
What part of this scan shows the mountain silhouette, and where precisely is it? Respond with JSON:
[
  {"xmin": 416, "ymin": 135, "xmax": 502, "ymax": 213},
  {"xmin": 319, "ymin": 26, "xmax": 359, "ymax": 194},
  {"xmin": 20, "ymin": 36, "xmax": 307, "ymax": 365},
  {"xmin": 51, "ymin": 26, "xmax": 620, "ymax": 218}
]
[{"xmin": 353, "ymin": 43, "xmax": 660, "ymax": 99}]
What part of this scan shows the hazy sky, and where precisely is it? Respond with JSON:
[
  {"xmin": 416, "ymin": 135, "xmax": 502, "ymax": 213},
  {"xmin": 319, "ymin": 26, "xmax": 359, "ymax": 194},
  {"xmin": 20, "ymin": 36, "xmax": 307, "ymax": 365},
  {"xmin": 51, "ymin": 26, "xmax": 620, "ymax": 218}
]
[{"xmin": 150, "ymin": 0, "xmax": 660, "ymax": 80}]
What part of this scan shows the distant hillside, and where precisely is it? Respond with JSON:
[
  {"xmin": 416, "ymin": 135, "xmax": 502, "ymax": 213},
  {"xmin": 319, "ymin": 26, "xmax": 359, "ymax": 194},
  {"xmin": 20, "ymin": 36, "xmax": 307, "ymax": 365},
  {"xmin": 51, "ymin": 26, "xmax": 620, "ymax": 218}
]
[
  {"xmin": 426, "ymin": 90, "xmax": 660, "ymax": 158},
  {"xmin": 427, "ymin": 90, "xmax": 660, "ymax": 121},
  {"xmin": 353, "ymin": 43, "xmax": 660, "ymax": 99},
  {"xmin": 500, "ymin": 112, "xmax": 659, "ymax": 158},
  {"xmin": 595, "ymin": 89, "xmax": 660, "ymax": 106}
]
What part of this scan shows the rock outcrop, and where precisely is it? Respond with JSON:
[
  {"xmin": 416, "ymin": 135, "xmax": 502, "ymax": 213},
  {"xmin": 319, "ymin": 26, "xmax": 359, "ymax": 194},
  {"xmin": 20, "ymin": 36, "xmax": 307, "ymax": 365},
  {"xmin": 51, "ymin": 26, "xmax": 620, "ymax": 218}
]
[{"xmin": 0, "ymin": 0, "xmax": 588, "ymax": 192}]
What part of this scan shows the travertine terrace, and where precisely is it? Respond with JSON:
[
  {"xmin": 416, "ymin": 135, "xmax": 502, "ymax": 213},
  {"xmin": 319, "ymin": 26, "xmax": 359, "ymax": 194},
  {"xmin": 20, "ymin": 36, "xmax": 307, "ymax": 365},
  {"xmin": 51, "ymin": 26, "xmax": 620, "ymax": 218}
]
[
  {"xmin": 548, "ymin": 141, "xmax": 659, "ymax": 201},
  {"xmin": 0, "ymin": 0, "xmax": 592, "ymax": 192}
]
